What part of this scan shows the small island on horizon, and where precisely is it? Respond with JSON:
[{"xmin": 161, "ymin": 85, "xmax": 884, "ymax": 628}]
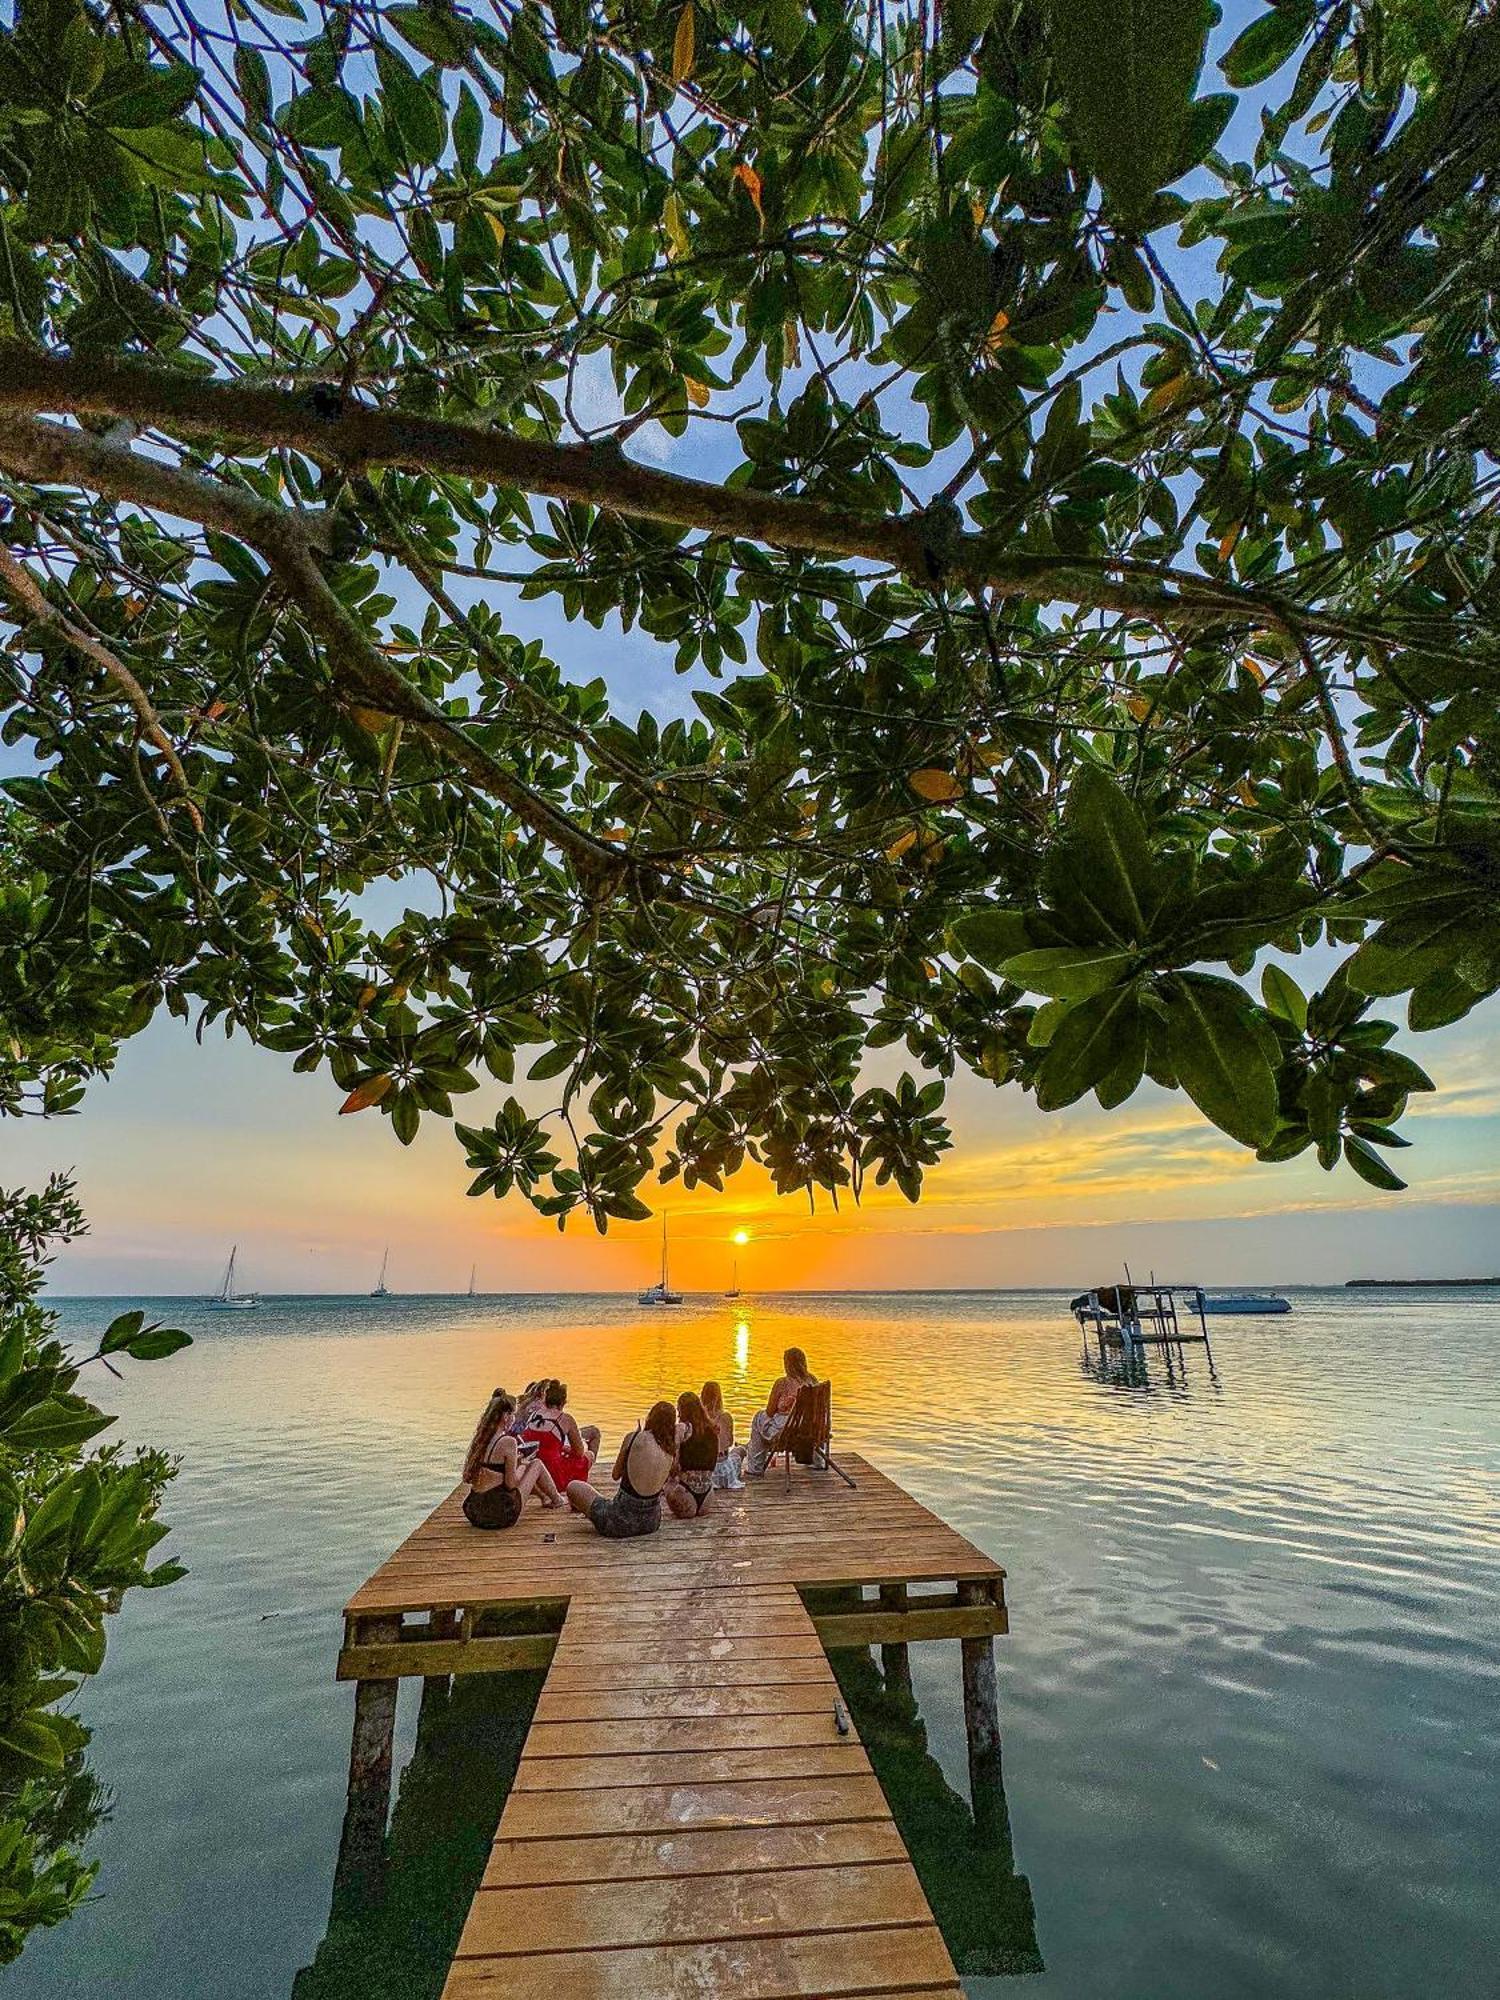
[{"xmin": 1345, "ymin": 1276, "xmax": 1500, "ymax": 1288}]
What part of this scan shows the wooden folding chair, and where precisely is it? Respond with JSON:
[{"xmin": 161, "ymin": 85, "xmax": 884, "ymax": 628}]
[{"xmin": 771, "ymin": 1380, "xmax": 856, "ymax": 1488}]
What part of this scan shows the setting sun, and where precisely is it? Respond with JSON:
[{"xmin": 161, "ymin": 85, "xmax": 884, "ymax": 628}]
[{"xmin": 732, "ymin": 1229, "xmax": 751, "ymax": 1245}]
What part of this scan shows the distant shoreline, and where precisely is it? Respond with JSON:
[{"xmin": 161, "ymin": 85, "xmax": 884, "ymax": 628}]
[{"xmin": 1345, "ymin": 1277, "xmax": 1500, "ymax": 1288}]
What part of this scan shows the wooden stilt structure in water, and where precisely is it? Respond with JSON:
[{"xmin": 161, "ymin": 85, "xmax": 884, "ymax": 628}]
[{"xmin": 336, "ymin": 1453, "xmax": 1007, "ymax": 1996}]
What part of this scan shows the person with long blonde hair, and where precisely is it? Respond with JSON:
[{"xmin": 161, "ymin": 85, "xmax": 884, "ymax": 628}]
[
  {"xmin": 461, "ymin": 1387, "xmax": 561, "ymax": 1529},
  {"xmin": 701, "ymin": 1380, "xmax": 743, "ymax": 1489},
  {"xmin": 744, "ymin": 1347, "xmax": 816, "ymax": 1477}
]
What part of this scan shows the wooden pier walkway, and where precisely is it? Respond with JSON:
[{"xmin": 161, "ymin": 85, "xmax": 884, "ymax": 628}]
[{"xmin": 338, "ymin": 1454, "xmax": 1007, "ymax": 1998}]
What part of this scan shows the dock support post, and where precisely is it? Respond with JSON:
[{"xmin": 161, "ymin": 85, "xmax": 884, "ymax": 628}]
[
  {"xmin": 878, "ymin": 1582, "xmax": 913, "ymax": 1696},
  {"xmin": 334, "ymin": 1615, "xmax": 401, "ymax": 1901},
  {"xmin": 958, "ymin": 1582, "xmax": 1004, "ymax": 1835}
]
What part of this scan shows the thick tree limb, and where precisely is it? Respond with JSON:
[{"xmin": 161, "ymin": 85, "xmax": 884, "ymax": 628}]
[{"xmin": 0, "ymin": 343, "xmax": 1417, "ymax": 649}]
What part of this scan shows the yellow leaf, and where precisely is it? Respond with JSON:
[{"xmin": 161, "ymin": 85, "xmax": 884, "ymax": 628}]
[
  {"xmin": 909, "ymin": 767, "xmax": 963, "ymax": 803},
  {"xmin": 885, "ymin": 827, "xmax": 919, "ymax": 861},
  {"xmin": 601, "ymin": 826, "xmax": 631, "ymax": 841},
  {"xmin": 663, "ymin": 191, "xmax": 690, "ymax": 261},
  {"xmin": 1218, "ymin": 524, "xmax": 1241, "ymax": 561},
  {"xmin": 1126, "ymin": 694, "xmax": 1152, "ymax": 721},
  {"xmin": 340, "ymin": 1075, "xmax": 392, "ymax": 1115},
  {"xmin": 982, "ymin": 308, "xmax": 1011, "ymax": 355},
  {"xmin": 672, "ymin": 1, "xmax": 695, "ymax": 82},
  {"xmin": 1242, "ymin": 656, "xmax": 1267, "ymax": 685},
  {"xmin": 1143, "ymin": 371, "xmax": 1190, "ymax": 417},
  {"xmin": 784, "ymin": 320, "xmax": 801, "ymax": 369},
  {"xmin": 684, "ymin": 374, "xmax": 709, "ymax": 408},
  {"xmin": 356, "ymin": 983, "xmax": 378, "ymax": 1011},
  {"xmin": 1236, "ymin": 779, "xmax": 1258, "ymax": 806},
  {"xmin": 350, "ymin": 704, "xmax": 396, "ymax": 735},
  {"xmin": 733, "ymin": 161, "xmax": 764, "ymax": 225},
  {"xmin": 485, "ymin": 210, "xmax": 506, "ymax": 249}
]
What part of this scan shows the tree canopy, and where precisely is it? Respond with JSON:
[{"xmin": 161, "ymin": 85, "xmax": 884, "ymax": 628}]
[{"xmin": 1, "ymin": 0, "xmax": 1497, "ymax": 1222}]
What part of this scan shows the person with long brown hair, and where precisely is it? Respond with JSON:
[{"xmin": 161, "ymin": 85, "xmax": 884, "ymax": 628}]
[
  {"xmin": 461, "ymin": 1387, "xmax": 561, "ymax": 1529},
  {"xmin": 744, "ymin": 1347, "xmax": 816, "ymax": 1476},
  {"xmin": 664, "ymin": 1389, "xmax": 720, "ymax": 1518},
  {"xmin": 566, "ymin": 1400, "xmax": 677, "ymax": 1539}
]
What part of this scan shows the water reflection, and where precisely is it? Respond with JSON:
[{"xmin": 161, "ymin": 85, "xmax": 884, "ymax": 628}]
[
  {"xmin": 293, "ymin": 1662, "xmax": 545, "ymax": 2000},
  {"xmin": 818, "ymin": 1608, "xmax": 1044, "ymax": 1978}
]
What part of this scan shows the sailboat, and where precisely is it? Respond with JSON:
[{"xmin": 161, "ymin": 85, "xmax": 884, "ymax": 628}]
[
  {"xmin": 208, "ymin": 1244, "xmax": 259, "ymax": 1310},
  {"xmin": 467, "ymin": 1263, "xmax": 477, "ymax": 1298},
  {"xmin": 371, "ymin": 1248, "xmax": 391, "ymax": 1298},
  {"xmin": 638, "ymin": 1217, "xmax": 683, "ymax": 1306},
  {"xmin": 725, "ymin": 1258, "xmax": 741, "ymax": 1300}
]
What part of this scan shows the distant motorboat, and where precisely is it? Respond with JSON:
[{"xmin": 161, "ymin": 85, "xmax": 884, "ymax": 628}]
[
  {"xmin": 1193, "ymin": 1289, "xmax": 1291, "ymax": 1316},
  {"xmin": 639, "ymin": 1217, "xmax": 683, "ymax": 1306},
  {"xmin": 208, "ymin": 1244, "xmax": 259, "ymax": 1310},
  {"xmin": 371, "ymin": 1247, "xmax": 391, "ymax": 1298}
]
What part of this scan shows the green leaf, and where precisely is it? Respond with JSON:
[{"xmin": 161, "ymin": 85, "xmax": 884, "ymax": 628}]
[
  {"xmin": 126, "ymin": 1327, "xmax": 192, "ymax": 1360},
  {"xmin": 3, "ymin": 1396, "xmax": 113, "ymax": 1452},
  {"xmin": 1036, "ymin": 987, "xmax": 1140, "ymax": 1110},
  {"xmin": 1163, "ymin": 974, "xmax": 1278, "ymax": 1147},
  {"xmin": 1260, "ymin": 963, "xmax": 1308, "ymax": 1031},
  {"xmin": 1221, "ymin": 1, "xmax": 1315, "ymax": 87},
  {"xmin": 1044, "ymin": 765, "xmax": 1163, "ymax": 944},
  {"xmin": 1045, "ymin": 0, "xmax": 1211, "ymax": 222},
  {"xmin": 100, "ymin": 1308, "xmax": 146, "ymax": 1355},
  {"xmin": 952, "ymin": 908, "xmax": 1033, "ymax": 969},
  {"xmin": 1001, "ymin": 946, "xmax": 1134, "ymax": 998},
  {"xmin": 0, "ymin": 1711, "xmax": 67, "ymax": 1769},
  {"xmin": 375, "ymin": 45, "xmax": 447, "ymax": 167},
  {"xmin": 386, "ymin": 4, "xmax": 473, "ymax": 64},
  {"xmin": 1342, "ymin": 1134, "xmax": 1406, "ymax": 1192},
  {"xmin": 91, "ymin": 60, "xmax": 200, "ymax": 127}
]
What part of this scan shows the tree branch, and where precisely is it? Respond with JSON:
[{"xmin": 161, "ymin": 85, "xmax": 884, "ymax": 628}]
[
  {"xmin": 0, "ymin": 343, "xmax": 1424, "ymax": 649},
  {"xmin": 0, "ymin": 412, "xmax": 631, "ymax": 881},
  {"xmin": 0, "ymin": 538, "xmax": 202, "ymax": 832}
]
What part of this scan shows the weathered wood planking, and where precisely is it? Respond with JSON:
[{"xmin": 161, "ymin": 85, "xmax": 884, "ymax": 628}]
[{"xmin": 343, "ymin": 1453, "xmax": 1007, "ymax": 1997}]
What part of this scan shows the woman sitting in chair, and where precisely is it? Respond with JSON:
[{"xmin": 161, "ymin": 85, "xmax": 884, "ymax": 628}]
[
  {"xmin": 461, "ymin": 1388, "xmax": 561, "ymax": 1529},
  {"xmin": 744, "ymin": 1347, "xmax": 816, "ymax": 1477},
  {"xmin": 566, "ymin": 1401, "xmax": 678, "ymax": 1539}
]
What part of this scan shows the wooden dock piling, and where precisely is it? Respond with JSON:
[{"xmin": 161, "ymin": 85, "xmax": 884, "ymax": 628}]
[{"xmin": 337, "ymin": 1453, "xmax": 1008, "ymax": 1995}]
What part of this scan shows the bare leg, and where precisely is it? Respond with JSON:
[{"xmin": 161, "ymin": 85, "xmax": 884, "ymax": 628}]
[
  {"xmin": 662, "ymin": 1479, "xmax": 697, "ymax": 1520},
  {"xmin": 581, "ymin": 1424, "xmax": 601, "ymax": 1461},
  {"xmin": 534, "ymin": 1460, "xmax": 562, "ymax": 1506},
  {"xmin": 566, "ymin": 1479, "xmax": 599, "ymax": 1516}
]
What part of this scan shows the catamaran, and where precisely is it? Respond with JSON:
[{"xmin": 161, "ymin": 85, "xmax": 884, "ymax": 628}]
[
  {"xmin": 371, "ymin": 1248, "xmax": 391, "ymax": 1298},
  {"xmin": 208, "ymin": 1244, "xmax": 259, "ymax": 1310},
  {"xmin": 638, "ymin": 1217, "xmax": 683, "ymax": 1305}
]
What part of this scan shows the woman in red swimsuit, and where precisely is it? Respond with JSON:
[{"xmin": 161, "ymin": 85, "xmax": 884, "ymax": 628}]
[{"xmin": 522, "ymin": 1378, "xmax": 600, "ymax": 1490}]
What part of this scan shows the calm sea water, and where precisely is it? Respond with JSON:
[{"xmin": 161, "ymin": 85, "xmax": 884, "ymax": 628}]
[{"xmin": 10, "ymin": 1288, "xmax": 1499, "ymax": 1998}]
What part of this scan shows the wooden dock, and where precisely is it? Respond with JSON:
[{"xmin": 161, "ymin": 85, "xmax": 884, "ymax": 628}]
[{"xmin": 337, "ymin": 1454, "xmax": 1007, "ymax": 1998}]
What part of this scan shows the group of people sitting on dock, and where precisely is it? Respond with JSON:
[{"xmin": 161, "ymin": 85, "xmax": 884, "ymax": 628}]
[{"xmin": 460, "ymin": 1349, "xmax": 818, "ymax": 1540}]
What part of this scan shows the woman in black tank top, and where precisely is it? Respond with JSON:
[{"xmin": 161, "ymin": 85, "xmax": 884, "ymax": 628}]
[{"xmin": 665, "ymin": 1390, "xmax": 720, "ymax": 1518}]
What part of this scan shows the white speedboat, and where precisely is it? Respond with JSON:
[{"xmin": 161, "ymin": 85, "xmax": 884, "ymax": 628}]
[
  {"xmin": 1193, "ymin": 1290, "xmax": 1291, "ymax": 1316},
  {"xmin": 639, "ymin": 1217, "xmax": 683, "ymax": 1305},
  {"xmin": 208, "ymin": 1244, "xmax": 259, "ymax": 1310}
]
